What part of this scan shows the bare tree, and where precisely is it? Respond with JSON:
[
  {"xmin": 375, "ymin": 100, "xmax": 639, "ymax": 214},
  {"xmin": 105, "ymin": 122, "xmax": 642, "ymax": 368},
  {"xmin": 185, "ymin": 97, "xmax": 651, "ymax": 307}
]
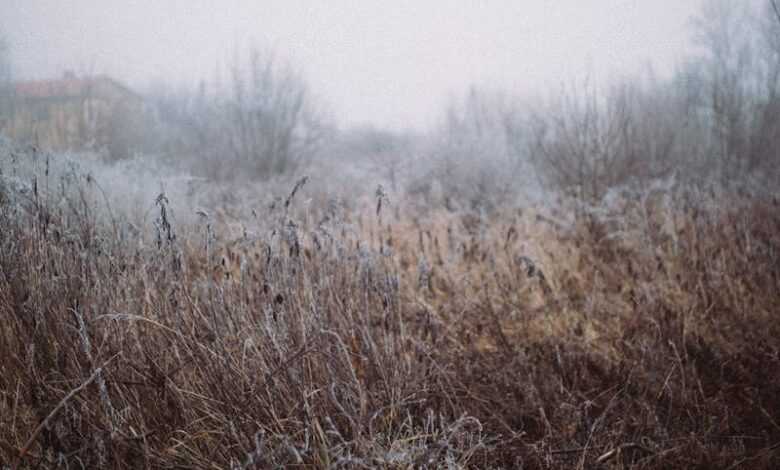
[
  {"xmin": 424, "ymin": 87, "xmax": 529, "ymax": 211},
  {"xmin": 221, "ymin": 48, "xmax": 329, "ymax": 180},
  {"xmin": 770, "ymin": 0, "xmax": 780, "ymax": 25},
  {"xmin": 0, "ymin": 33, "xmax": 14, "ymax": 132},
  {"xmin": 338, "ymin": 125, "xmax": 413, "ymax": 192},
  {"xmin": 145, "ymin": 80, "xmax": 221, "ymax": 170},
  {"xmin": 686, "ymin": 0, "xmax": 780, "ymax": 179},
  {"xmin": 531, "ymin": 79, "xmax": 630, "ymax": 201},
  {"xmin": 749, "ymin": 0, "xmax": 780, "ymax": 177},
  {"xmin": 529, "ymin": 72, "xmax": 687, "ymax": 202},
  {"xmin": 145, "ymin": 48, "xmax": 330, "ymax": 180}
]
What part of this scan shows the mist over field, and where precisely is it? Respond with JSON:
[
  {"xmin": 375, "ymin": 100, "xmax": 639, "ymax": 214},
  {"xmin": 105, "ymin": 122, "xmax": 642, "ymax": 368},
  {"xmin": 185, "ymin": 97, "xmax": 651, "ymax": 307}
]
[
  {"xmin": 1, "ymin": 0, "xmax": 702, "ymax": 131},
  {"xmin": 1, "ymin": 1, "xmax": 779, "ymax": 469}
]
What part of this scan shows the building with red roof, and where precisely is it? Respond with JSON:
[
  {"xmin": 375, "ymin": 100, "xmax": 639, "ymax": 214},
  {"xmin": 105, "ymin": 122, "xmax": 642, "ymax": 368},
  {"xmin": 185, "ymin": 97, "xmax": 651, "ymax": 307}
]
[{"xmin": 0, "ymin": 72, "xmax": 144, "ymax": 158}]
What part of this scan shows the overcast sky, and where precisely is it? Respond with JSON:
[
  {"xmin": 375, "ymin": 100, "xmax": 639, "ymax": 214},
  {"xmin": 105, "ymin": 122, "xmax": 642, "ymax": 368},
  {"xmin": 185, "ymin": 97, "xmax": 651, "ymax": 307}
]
[{"xmin": 1, "ymin": 0, "xmax": 703, "ymax": 131}]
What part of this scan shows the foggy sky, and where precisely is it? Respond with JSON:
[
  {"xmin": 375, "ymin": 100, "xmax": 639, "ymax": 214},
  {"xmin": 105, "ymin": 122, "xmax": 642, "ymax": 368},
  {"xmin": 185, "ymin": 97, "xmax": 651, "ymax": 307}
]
[{"xmin": 1, "ymin": 0, "xmax": 702, "ymax": 131}]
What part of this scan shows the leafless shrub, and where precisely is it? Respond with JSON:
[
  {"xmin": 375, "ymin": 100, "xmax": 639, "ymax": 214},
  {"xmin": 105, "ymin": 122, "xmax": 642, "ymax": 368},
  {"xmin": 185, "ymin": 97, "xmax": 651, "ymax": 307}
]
[
  {"xmin": 420, "ymin": 88, "xmax": 536, "ymax": 212},
  {"xmin": 146, "ymin": 48, "xmax": 331, "ymax": 181},
  {"xmin": 529, "ymin": 76, "xmax": 683, "ymax": 203}
]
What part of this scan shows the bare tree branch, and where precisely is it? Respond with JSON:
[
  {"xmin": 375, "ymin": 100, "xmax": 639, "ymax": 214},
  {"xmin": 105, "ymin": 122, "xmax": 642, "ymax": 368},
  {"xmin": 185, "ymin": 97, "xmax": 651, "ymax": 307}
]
[{"xmin": 771, "ymin": 0, "xmax": 780, "ymax": 26}]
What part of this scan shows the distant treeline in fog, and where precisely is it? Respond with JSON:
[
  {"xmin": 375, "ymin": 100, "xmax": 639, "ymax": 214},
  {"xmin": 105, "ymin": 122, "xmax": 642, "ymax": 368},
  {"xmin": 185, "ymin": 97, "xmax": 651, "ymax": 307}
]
[{"xmin": 1, "ymin": 0, "xmax": 779, "ymax": 208}]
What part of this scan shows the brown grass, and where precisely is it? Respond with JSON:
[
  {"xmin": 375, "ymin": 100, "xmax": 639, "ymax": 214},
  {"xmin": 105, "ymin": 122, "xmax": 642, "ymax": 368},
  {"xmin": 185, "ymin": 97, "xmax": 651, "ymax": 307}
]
[{"xmin": 0, "ymin": 170, "xmax": 779, "ymax": 468}]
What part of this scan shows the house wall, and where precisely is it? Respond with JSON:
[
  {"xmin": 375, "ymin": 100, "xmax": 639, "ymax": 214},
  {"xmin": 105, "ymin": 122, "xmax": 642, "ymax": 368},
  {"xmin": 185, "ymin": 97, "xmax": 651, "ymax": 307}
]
[{"xmin": 0, "ymin": 78, "xmax": 144, "ymax": 158}]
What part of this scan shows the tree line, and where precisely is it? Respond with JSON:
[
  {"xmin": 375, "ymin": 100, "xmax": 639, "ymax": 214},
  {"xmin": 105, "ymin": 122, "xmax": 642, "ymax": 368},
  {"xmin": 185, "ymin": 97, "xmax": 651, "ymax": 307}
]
[{"xmin": 0, "ymin": 0, "xmax": 778, "ymax": 202}]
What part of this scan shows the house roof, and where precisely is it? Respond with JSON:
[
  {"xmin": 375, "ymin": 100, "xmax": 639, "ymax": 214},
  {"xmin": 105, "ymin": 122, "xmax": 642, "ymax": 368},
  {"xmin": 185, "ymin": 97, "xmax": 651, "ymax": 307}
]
[{"xmin": 13, "ymin": 73, "xmax": 140, "ymax": 101}]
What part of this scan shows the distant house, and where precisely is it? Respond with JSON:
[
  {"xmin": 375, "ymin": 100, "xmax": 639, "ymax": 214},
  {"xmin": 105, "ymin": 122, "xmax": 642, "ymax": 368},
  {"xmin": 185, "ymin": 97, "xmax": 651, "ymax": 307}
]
[{"xmin": 0, "ymin": 71, "xmax": 145, "ymax": 159}]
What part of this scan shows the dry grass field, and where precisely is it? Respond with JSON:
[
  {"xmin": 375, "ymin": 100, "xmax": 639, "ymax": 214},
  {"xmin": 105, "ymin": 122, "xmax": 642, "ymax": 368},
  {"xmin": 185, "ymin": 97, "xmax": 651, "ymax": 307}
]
[{"xmin": 0, "ymin": 149, "xmax": 779, "ymax": 468}]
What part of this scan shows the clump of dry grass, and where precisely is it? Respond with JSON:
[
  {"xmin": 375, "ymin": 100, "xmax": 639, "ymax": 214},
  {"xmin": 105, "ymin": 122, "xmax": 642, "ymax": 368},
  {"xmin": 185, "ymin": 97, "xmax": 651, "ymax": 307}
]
[{"xmin": 0, "ymin": 149, "xmax": 779, "ymax": 468}]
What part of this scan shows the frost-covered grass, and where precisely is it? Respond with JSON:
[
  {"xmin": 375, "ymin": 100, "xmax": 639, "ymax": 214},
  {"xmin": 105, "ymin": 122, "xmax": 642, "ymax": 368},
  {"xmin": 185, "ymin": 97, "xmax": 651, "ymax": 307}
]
[{"xmin": 1, "ymin": 143, "xmax": 779, "ymax": 468}]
